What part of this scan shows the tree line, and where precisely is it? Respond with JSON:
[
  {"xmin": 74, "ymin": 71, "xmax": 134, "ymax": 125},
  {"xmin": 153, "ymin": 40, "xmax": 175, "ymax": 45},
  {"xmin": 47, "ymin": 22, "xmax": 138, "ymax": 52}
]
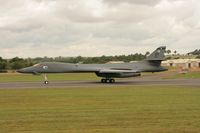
[
  {"xmin": 188, "ymin": 49, "xmax": 200, "ymax": 55},
  {"xmin": 1, "ymin": 49, "xmax": 199, "ymax": 71},
  {"xmin": 0, "ymin": 53, "xmax": 146, "ymax": 70}
]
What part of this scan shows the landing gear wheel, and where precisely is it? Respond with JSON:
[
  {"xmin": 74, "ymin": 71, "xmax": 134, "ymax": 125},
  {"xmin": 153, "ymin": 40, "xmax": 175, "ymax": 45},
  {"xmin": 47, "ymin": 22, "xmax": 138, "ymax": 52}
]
[
  {"xmin": 109, "ymin": 79, "xmax": 115, "ymax": 83},
  {"xmin": 101, "ymin": 79, "xmax": 106, "ymax": 83},
  {"xmin": 101, "ymin": 78, "xmax": 115, "ymax": 83},
  {"xmin": 44, "ymin": 74, "xmax": 49, "ymax": 84},
  {"xmin": 44, "ymin": 81, "xmax": 49, "ymax": 84},
  {"xmin": 105, "ymin": 79, "xmax": 110, "ymax": 83},
  {"xmin": 101, "ymin": 79, "xmax": 109, "ymax": 83}
]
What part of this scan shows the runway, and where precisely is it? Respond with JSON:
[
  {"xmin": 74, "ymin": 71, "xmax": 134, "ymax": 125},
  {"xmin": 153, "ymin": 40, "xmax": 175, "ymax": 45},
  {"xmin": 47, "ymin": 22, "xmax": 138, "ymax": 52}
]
[{"xmin": 0, "ymin": 79, "xmax": 200, "ymax": 89}]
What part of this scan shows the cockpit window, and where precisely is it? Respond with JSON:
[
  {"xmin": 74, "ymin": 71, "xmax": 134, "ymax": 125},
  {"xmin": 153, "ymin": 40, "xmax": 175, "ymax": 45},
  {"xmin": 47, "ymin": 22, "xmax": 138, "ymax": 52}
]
[
  {"xmin": 43, "ymin": 66, "xmax": 48, "ymax": 70},
  {"xmin": 33, "ymin": 64, "xmax": 40, "ymax": 67},
  {"xmin": 33, "ymin": 64, "xmax": 48, "ymax": 70}
]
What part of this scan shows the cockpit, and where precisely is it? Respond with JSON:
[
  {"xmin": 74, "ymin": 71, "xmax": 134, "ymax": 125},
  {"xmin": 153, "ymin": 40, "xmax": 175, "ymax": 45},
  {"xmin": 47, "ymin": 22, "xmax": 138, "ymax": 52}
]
[
  {"xmin": 33, "ymin": 63, "xmax": 48, "ymax": 70},
  {"xmin": 33, "ymin": 64, "xmax": 40, "ymax": 67}
]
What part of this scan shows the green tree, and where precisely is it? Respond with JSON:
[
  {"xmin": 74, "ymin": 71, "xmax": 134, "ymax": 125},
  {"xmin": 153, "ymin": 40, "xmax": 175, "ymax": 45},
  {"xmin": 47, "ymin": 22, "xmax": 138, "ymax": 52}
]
[
  {"xmin": 145, "ymin": 51, "xmax": 150, "ymax": 57},
  {"xmin": 174, "ymin": 50, "xmax": 177, "ymax": 55},
  {"xmin": 166, "ymin": 50, "xmax": 171, "ymax": 55},
  {"xmin": 0, "ymin": 57, "xmax": 8, "ymax": 70},
  {"xmin": 9, "ymin": 57, "xmax": 30, "ymax": 70}
]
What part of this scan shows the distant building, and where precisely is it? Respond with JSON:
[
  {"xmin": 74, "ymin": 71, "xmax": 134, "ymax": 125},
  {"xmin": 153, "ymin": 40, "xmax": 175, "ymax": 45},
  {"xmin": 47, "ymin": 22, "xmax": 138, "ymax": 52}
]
[{"xmin": 162, "ymin": 59, "xmax": 200, "ymax": 69}]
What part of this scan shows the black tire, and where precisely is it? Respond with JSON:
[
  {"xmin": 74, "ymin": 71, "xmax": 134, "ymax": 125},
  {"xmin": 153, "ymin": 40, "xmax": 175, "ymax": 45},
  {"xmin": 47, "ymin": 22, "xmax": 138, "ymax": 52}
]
[
  {"xmin": 109, "ymin": 79, "xmax": 115, "ymax": 83},
  {"xmin": 44, "ymin": 81, "xmax": 49, "ymax": 84},
  {"xmin": 101, "ymin": 79, "xmax": 106, "ymax": 83},
  {"xmin": 105, "ymin": 79, "xmax": 109, "ymax": 83}
]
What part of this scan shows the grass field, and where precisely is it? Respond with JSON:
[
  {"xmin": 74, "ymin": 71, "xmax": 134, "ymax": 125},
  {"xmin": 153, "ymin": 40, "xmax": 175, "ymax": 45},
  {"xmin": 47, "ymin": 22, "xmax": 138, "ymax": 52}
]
[
  {"xmin": 1, "ymin": 86, "xmax": 200, "ymax": 133},
  {"xmin": 165, "ymin": 71, "xmax": 200, "ymax": 79},
  {"xmin": 0, "ymin": 73, "xmax": 99, "ymax": 82}
]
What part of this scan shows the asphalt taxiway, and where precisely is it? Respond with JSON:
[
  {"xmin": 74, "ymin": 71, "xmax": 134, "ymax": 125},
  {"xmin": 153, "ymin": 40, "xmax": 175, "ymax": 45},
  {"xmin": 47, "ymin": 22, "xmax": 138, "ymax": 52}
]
[{"xmin": 0, "ymin": 79, "xmax": 200, "ymax": 89}]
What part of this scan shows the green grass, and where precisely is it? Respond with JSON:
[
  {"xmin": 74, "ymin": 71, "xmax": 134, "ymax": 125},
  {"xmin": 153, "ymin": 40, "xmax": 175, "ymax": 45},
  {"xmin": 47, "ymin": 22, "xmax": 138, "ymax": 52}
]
[
  {"xmin": 165, "ymin": 71, "xmax": 200, "ymax": 79},
  {"xmin": 0, "ymin": 73, "xmax": 99, "ymax": 82},
  {"xmin": 0, "ymin": 86, "xmax": 200, "ymax": 133}
]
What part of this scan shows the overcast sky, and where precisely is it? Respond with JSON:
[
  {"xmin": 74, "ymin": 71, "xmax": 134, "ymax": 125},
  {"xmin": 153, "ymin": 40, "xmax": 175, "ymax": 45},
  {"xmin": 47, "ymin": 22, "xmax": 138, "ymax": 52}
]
[{"xmin": 0, "ymin": 0, "xmax": 199, "ymax": 58}]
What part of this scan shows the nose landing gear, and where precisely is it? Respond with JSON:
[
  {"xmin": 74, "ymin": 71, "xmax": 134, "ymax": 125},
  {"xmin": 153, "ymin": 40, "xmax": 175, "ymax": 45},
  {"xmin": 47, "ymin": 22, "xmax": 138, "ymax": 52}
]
[{"xmin": 44, "ymin": 74, "xmax": 49, "ymax": 84}]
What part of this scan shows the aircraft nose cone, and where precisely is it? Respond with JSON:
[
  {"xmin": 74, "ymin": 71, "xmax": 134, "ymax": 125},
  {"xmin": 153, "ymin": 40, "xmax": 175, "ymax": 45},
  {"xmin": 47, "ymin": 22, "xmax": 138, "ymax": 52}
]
[{"xmin": 17, "ymin": 66, "xmax": 37, "ymax": 73}]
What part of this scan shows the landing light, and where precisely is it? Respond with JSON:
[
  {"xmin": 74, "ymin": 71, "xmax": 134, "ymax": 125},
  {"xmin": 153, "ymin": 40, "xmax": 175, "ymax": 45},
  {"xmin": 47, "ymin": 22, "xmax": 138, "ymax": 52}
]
[{"xmin": 43, "ymin": 66, "xmax": 48, "ymax": 70}]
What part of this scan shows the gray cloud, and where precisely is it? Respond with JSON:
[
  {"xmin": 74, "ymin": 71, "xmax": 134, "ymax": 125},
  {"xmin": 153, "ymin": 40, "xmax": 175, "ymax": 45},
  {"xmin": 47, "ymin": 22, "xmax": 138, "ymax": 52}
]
[{"xmin": 0, "ymin": 0, "xmax": 199, "ymax": 58}]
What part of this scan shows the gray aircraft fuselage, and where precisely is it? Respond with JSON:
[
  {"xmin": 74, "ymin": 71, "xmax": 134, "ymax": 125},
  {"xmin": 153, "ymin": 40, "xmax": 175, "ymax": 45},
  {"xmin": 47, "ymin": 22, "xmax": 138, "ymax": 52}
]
[{"xmin": 19, "ymin": 61, "xmax": 166, "ymax": 73}]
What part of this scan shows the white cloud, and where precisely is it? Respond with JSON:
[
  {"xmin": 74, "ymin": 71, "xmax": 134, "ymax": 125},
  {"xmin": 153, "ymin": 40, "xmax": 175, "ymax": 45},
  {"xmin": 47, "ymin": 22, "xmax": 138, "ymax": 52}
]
[
  {"xmin": 103, "ymin": 0, "xmax": 161, "ymax": 6},
  {"xmin": 0, "ymin": 0, "xmax": 199, "ymax": 58}
]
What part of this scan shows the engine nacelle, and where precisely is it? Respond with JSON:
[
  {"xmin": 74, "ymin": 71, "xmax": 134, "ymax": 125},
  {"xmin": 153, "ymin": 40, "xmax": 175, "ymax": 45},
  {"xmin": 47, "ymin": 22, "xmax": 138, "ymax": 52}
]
[{"xmin": 95, "ymin": 72, "xmax": 141, "ymax": 78}]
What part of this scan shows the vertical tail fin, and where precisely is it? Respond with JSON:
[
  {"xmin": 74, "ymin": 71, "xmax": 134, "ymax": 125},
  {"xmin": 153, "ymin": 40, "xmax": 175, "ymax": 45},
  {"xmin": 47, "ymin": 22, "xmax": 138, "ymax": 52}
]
[{"xmin": 146, "ymin": 46, "xmax": 166, "ymax": 61}]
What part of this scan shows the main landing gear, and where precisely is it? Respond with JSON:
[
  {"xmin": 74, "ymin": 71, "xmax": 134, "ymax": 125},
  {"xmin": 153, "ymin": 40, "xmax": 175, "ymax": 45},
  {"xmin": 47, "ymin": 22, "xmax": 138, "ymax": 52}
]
[
  {"xmin": 44, "ymin": 74, "xmax": 49, "ymax": 84},
  {"xmin": 101, "ymin": 78, "xmax": 115, "ymax": 83}
]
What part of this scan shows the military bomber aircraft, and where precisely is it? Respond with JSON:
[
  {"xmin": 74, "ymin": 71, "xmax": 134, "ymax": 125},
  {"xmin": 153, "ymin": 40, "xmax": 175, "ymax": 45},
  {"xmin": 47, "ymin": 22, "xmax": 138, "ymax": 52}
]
[{"xmin": 17, "ymin": 46, "xmax": 168, "ymax": 84}]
